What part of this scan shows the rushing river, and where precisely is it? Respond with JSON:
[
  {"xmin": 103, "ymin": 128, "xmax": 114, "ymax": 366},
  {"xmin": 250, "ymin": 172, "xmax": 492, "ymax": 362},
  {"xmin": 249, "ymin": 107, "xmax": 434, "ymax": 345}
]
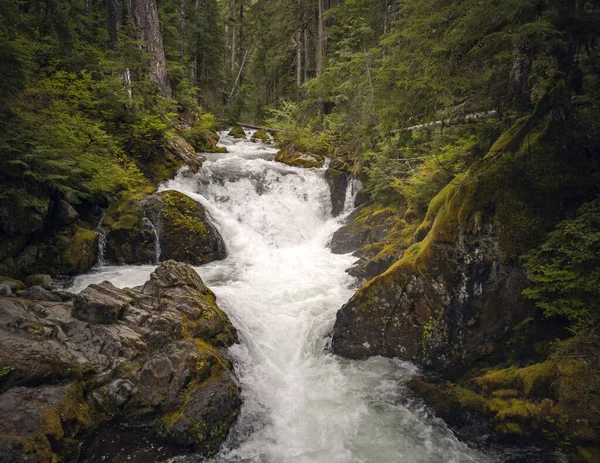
[{"xmin": 72, "ymin": 132, "xmax": 559, "ymax": 463}]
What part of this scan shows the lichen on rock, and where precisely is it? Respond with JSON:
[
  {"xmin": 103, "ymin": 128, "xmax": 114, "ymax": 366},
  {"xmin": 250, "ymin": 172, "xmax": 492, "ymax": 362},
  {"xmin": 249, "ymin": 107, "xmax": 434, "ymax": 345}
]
[{"xmin": 0, "ymin": 260, "xmax": 241, "ymax": 461}]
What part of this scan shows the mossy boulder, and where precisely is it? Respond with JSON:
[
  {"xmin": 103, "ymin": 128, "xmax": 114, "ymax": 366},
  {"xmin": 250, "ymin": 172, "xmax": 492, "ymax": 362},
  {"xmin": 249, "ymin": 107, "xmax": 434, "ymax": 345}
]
[
  {"xmin": 53, "ymin": 224, "xmax": 99, "ymax": 275},
  {"xmin": 145, "ymin": 190, "xmax": 227, "ymax": 265},
  {"xmin": 409, "ymin": 329, "xmax": 600, "ymax": 461},
  {"xmin": 332, "ymin": 102, "xmax": 599, "ymax": 376},
  {"xmin": 104, "ymin": 188, "xmax": 226, "ymax": 266},
  {"xmin": 187, "ymin": 129, "xmax": 227, "ymax": 153},
  {"xmin": 250, "ymin": 129, "xmax": 270, "ymax": 142},
  {"xmin": 0, "ymin": 261, "xmax": 241, "ymax": 462},
  {"xmin": 228, "ymin": 125, "xmax": 247, "ymax": 139},
  {"xmin": 103, "ymin": 188, "xmax": 159, "ymax": 265},
  {"xmin": 275, "ymin": 145, "xmax": 325, "ymax": 168}
]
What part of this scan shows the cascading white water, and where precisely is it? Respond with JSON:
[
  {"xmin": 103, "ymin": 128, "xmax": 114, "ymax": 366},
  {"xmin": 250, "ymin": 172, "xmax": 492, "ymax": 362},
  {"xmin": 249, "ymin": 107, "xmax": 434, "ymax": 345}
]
[
  {"xmin": 71, "ymin": 132, "xmax": 495, "ymax": 463},
  {"xmin": 95, "ymin": 212, "xmax": 108, "ymax": 267}
]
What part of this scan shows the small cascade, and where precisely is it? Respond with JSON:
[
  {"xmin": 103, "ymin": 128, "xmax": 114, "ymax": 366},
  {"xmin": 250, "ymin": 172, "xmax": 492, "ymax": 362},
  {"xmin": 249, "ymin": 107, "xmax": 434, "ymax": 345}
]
[
  {"xmin": 96, "ymin": 212, "xmax": 108, "ymax": 267},
  {"xmin": 148, "ymin": 218, "xmax": 161, "ymax": 264},
  {"xmin": 342, "ymin": 176, "xmax": 363, "ymax": 214}
]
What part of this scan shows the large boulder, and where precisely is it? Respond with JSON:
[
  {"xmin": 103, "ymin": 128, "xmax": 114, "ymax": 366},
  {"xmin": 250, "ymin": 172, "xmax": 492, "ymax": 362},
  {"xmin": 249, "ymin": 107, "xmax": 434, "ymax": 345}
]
[
  {"xmin": 145, "ymin": 190, "xmax": 227, "ymax": 266},
  {"xmin": 0, "ymin": 261, "xmax": 241, "ymax": 461},
  {"xmin": 104, "ymin": 189, "xmax": 226, "ymax": 266},
  {"xmin": 275, "ymin": 145, "xmax": 324, "ymax": 168},
  {"xmin": 228, "ymin": 125, "xmax": 247, "ymax": 139},
  {"xmin": 324, "ymin": 159, "xmax": 354, "ymax": 217},
  {"xmin": 56, "ymin": 200, "xmax": 79, "ymax": 226},
  {"xmin": 72, "ymin": 282, "xmax": 133, "ymax": 324},
  {"xmin": 24, "ymin": 274, "xmax": 53, "ymax": 289},
  {"xmin": 331, "ymin": 113, "xmax": 597, "ymax": 377}
]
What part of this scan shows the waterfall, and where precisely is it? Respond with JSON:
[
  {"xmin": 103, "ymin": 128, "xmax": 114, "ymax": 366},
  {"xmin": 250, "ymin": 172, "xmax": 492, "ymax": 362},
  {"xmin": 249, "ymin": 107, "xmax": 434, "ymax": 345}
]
[
  {"xmin": 343, "ymin": 176, "xmax": 362, "ymax": 214},
  {"xmin": 96, "ymin": 212, "xmax": 108, "ymax": 267},
  {"xmin": 72, "ymin": 132, "xmax": 500, "ymax": 463},
  {"xmin": 147, "ymin": 217, "xmax": 161, "ymax": 264}
]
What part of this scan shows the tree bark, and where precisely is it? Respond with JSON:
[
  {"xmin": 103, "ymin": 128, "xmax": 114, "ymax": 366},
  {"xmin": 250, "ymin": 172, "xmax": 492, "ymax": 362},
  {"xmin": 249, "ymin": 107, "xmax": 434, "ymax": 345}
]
[
  {"xmin": 178, "ymin": 0, "xmax": 185, "ymax": 63},
  {"xmin": 106, "ymin": 0, "xmax": 121, "ymax": 47},
  {"xmin": 296, "ymin": 30, "xmax": 302, "ymax": 87},
  {"xmin": 303, "ymin": 27, "xmax": 309, "ymax": 81},
  {"xmin": 316, "ymin": 0, "xmax": 325, "ymax": 76},
  {"xmin": 132, "ymin": 0, "xmax": 172, "ymax": 96}
]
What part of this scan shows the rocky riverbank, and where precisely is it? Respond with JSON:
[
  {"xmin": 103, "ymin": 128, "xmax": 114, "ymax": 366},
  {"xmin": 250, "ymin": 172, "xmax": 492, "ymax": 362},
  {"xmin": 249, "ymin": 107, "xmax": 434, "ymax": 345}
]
[{"xmin": 0, "ymin": 261, "xmax": 241, "ymax": 462}]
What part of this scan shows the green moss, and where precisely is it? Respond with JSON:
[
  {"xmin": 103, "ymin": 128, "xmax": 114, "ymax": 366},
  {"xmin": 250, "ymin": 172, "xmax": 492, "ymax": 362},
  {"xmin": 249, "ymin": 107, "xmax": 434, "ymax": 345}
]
[
  {"xmin": 251, "ymin": 129, "xmax": 270, "ymax": 141},
  {"xmin": 228, "ymin": 125, "xmax": 247, "ymax": 139},
  {"xmin": 162, "ymin": 190, "xmax": 209, "ymax": 241},
  {"xmin": 274, "ymin": 148, "xmax": 324, "ymax": 168},
  {"xmin": 54, "ymin": 225, "xmax": 98, "ymax": 275}
]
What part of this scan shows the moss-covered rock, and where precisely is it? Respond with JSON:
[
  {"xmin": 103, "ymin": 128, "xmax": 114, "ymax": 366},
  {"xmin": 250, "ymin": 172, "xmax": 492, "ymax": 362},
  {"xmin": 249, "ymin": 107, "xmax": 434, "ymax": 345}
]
[
  {"xmin": 409, "ymin": 328, "xmax": 600, "ymax": 460},
  {"xmin": 187, "ymin": 129, "xmax": 227, "ymax": 153},
  {"xmin": 53, "ymin": 224, "xmax": 99, "ymax": 275},
  {"xmin": 228, "ymin": 125, "xmax": 247, "ymax": 139},
  {"xmin": 103, "ymin": 188, "xmax": 226, "ymax": 266},
  {"xmin": 332, "ymin": 105, "xmax": 599, "ymax": 376},
  {"xmin": 145, "ymin": 190, "xmax": 227, "ymax": 265},
  {"xmin": 103, "ymin": 187, "xmax": 158, "ymax": 265},
  {"xmin": 250, "ymin": 129, "xmax": 270, "ymax": 142},
  {"xmin": 0, "ymin": 261, "xmax": 241, "ymax": 461},
  {"xmin": 275, "ymin": 145, "xmax": 325, "ymax": 168}
]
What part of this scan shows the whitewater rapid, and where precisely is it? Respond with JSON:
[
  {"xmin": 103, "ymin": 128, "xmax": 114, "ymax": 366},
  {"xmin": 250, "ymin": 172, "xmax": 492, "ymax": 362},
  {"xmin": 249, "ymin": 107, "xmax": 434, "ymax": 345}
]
[{"xmin": 72, "ymin": 131, "xmax": 495, "ymax": 462}]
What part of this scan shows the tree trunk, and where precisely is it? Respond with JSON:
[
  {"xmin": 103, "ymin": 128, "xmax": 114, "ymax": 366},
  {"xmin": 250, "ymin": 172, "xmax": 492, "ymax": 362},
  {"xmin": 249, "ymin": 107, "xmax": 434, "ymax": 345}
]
[
  {"xmin": 178, "ymin": 0, "xmax": 185, "ymax": 63},
  {"xmin": 106, "ymin": 0, "xmax": 121, "ymax": 47},
  {"xmin": 296, "ymin": 30, "xmax": 302, "ymax": 87},
  {"xmin": 132, "ymin": 0, "xmax": 172, "ymax": 96},
  {"xmin": 316, "ymin": 0, "xmax": 325, "ymax": 76},
  {"xmin": 303, "ymin": 27, "xmax": 309, "ymax": 81},
  {"xmin": 230, "ymin": 24, "xmax": 236, "ymax": 73}
]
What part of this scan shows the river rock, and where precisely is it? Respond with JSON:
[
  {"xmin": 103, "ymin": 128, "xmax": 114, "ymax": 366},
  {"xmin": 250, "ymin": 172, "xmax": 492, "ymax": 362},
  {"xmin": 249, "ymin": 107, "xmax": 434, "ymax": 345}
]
[
  {"xmin": 57, "ymin": 199, "xmax": 79, "ymax": 226},
  {"xmin": 144, "ymin": 190, "xmax": 227, "ymax": 266},
  {"xmin": 325, "ymin": 160, "xmax": 351, "ymax": 217},
  {"xmin": 22, "ymin": 285, "xmax": 62, "ymax": 302},
  {"xmin": 72, "ymin": 282, "xmax": 133, "ymax": 324},
  {"xmin": 228, "ymin": 125, "xmax": 247, "ymax": 139},
  {"xmin": 275, "ymin": 145, "xmax": 325, "ymax": 168},
  {"xmin": 251, "ymin": 128, "xmax": 270, "ymax": 141},
  {"xmin": 0, "ymin": 261, "xmax": 241, "ymax": 462},
  {"xmin": 104, "ymin": 189, "xmax": 226, "ymax": 266},
  {"xmin": 24, "ymin": 273, "xmax": 53, "ymax": 289}
]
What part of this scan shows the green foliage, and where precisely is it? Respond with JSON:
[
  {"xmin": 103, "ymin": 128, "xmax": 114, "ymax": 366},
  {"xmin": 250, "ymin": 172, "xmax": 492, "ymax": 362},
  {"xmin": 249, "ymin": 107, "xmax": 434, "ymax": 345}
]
[
  {"xmin": 266, "ymin": 101, "xmax": 334, "ymax": 155},
  {"xmin": 522, "ymin": 198, "xmax": 600, "ymax": 331}
]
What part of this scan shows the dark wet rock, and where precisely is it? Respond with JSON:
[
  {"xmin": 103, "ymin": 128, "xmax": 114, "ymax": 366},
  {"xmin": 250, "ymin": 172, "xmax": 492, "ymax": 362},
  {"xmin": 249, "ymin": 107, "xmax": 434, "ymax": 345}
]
[
  {"xmin": 57, "ymin": 200, "xmax": 79, "ymax": 226},
  {"xmin": 24, "ymin": 274, "xmax": 53, "ymax": 289},
  {"xmin": 22, "ymin": 285, "xmax": 62, "ymax": 302},
  {"xmin": 353, "ymin": 189, "xmax": 371, "ymax": 208},
  {"xmin": 347, "ymin": 255, "xmax": 398, "ymax": 281},
  {"xmin": 72, "ymin": 282, "xmax": 133, "ymax": 324},
  {"xmin": 104, "ymin": 190, "xmax": 226, "ymax": 266},
  {"xmin": 145, "ymin": 190, "xmax": 227, "ymax": 266},
  {"xmin": 52, "ymin": 290, "xmax": 75, "ymax": 301},
  {"xmin": 325, "ymin": 160, "xmax": 352, "ymax": 217},
  {"xmin": 0, "ymin": 261, "xmax": 241, "ymax": 462},
  {"xmin": 275, "ymin": 145, "xmax": 324, "ymax": 168}
]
